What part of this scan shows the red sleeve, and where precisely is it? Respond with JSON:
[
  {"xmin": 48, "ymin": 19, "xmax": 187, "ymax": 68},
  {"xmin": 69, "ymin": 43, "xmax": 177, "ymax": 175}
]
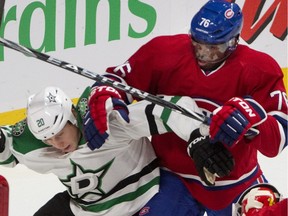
[
  {"xmin": 243, "ymin": 51, "xmax": 288, "ymax": 157},
  {"xmin": 106, "ymin": 36, "xmax": 165, "ymax": 96},
  {"xmin": 106, "ymin": 34, "xmax": 193, "ymax": 97},
  {"xmin": 251, "ymin": 116, "xmax": 283, "ymax": 157}
]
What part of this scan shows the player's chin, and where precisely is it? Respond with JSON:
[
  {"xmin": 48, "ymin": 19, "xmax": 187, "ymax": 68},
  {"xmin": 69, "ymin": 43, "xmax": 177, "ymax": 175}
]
[
  {"xmin": 197, "ymin": 60, "xmax": 213, "ymax": 70},
  {"xmin": 197, "ymin": 59, "xmax": 221, "ymax": 71},
  {"xmin": 197, "ymin": 59, "xmax": 208, "ymax": 66},
  {"xmin": 63, "ymin": 144, "xmax": 77, "ymax": 153}
]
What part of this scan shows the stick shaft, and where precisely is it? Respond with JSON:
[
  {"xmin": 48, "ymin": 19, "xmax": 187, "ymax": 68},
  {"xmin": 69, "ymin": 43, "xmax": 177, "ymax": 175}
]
[{"xmin": 0, "ymin": 37, "xmax": 209, "ymax": 124}]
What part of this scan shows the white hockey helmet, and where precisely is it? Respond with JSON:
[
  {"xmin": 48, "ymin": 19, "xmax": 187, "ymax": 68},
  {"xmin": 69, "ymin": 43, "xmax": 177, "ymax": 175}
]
[{"xmin": 27, "ymin": 86, "xmax": 77, "ymax": 140}]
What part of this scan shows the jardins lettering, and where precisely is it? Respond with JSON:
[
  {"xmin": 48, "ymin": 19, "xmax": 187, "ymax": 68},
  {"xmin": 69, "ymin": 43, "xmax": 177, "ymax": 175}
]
[{"xmin": 0, "ymin": 0, "xmax": 157, "ymax": 61}]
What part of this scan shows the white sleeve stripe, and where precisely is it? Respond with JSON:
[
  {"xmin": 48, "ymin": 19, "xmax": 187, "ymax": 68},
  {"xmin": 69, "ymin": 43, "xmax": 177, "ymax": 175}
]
[{"xmin": 277, "ymin": 121, "xmax": 286, "ymax": 154}]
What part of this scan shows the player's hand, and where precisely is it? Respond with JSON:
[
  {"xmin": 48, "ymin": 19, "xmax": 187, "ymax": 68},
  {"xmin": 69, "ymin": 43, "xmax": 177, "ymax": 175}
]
[
  {"xmin": 84, "ymin": 110, "xmax": 110, "ymax": 150},
  {"xmin": 89, "ymin": 85, "xmax": 129, "ymax": 133},
  {"xmin": 187, "ymin": 129, "xmax": 234, "ymax": 186},
  {"xmin": 84, "ymin": 86, "xmax": 129, "ymax": 150},
  {"xmin": 209, "ymin": 97, "xmax": 267, "ymax": 147},
  {"xmin": 92, "ymin": 73, "xmax": 134, "ymax": 104},
  {"xmin": 0, "ymin": 128, "xmax": 6, "ymax": 153}
]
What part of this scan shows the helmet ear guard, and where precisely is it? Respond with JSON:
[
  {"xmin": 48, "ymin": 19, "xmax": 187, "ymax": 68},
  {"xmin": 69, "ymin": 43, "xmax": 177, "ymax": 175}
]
[
  {"xmin": 227, "ymin": 34, "xmax": 240, "ymax": 51},
  {"xmin": 27, "ymin": 86, "xmax": 76, "ymax": 140}
]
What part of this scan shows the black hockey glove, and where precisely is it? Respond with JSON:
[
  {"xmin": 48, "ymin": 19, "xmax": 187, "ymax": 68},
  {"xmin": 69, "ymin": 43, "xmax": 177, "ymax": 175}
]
[
  {"xmin": 187, "ymin": 129, "xmax": 234, "ymax": 186},
  {"xmin": 0, "ymin": 129, "xmax": 6, "ymax": 153}
]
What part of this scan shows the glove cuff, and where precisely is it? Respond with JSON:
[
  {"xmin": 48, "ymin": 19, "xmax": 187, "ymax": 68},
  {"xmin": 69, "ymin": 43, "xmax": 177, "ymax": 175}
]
[
  {"xmin": 244, "ymin": 98, "xmax": 267, "ymax": 127},
  {"xmin": 89, "ymin": 86, "xmax": 122, "ymax": 105},
  {"xmin": 187, "ymin": 128, "xmax": 209, "ymax": 157},
  {"xmin": 225, "ymin": 97, "xmax": 267, "ymax": 127}
]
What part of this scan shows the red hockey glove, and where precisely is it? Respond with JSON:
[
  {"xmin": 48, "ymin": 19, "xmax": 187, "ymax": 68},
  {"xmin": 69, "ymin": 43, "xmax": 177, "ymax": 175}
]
[
  {"xmin": 84, "ymin": 86, "xmax": 129, "ymax": 150},
  {"xmin": 187, "ymin": 129, "xmax": 234, "ymax": 186},
  {"xmin": 91, "ymin": 73, "xmax": 133, "ymax": 104},
  {"xmin": 209, "ymin": 97, "xmax": 267, "ymax": 147},
  {"xmin": 89, "ymin": 86, "xmax": 129, "ymax": 133}
]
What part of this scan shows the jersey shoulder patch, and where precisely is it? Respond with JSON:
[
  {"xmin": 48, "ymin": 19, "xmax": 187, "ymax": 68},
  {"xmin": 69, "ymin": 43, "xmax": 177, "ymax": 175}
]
[{"xmin": 12, "ymin": 119, "xmax": 27, "ymax": 137}]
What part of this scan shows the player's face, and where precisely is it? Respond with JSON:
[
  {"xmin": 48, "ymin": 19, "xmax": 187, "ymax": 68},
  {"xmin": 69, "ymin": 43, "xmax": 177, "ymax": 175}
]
[
  {"xmin": 44, "ymin": 122, "xmax": 81, "ymax": 153},
  {"xmin": 191, "ymin": 38, "xmax": 230, "ymax": 71}
]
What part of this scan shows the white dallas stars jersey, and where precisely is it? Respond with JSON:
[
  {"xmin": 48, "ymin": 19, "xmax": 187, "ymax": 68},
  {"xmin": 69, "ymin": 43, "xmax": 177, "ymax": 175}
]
[{"xmin": 0, "ymin": 89, "xmax": 201, "ymax": 216}]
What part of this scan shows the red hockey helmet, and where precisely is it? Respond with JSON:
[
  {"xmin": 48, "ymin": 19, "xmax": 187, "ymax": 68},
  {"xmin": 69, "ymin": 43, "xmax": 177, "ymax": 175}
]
[
  {"xmin": 189, "ymin": 0, "xmax": 243, "ymax": 70},
  {"xmin": 232, "ymin": 183, "xmax": 282, "ymax": 216}
]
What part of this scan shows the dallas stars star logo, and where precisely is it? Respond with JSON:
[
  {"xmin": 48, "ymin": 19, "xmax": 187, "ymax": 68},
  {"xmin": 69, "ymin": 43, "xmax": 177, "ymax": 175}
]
[
  {"xmin": 60, "ymin": 159, "xmax": 114, "ymax": 200},
  {"xmin": 78, "ymin": 98, "xmax": 88, "ymax": 119},
  {"xmin": 12, "ymin": 119, "xmax": 27, "ymax": 136},
  {"xmin": 47, "ymin": 92, "xmax": 57, "ymax": 103}
]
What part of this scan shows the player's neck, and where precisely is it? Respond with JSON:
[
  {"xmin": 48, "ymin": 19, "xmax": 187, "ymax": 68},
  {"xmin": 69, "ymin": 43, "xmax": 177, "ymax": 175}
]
[{"xmin": 201, "ymin": 61, "xmax": 226, "ymax": 76}]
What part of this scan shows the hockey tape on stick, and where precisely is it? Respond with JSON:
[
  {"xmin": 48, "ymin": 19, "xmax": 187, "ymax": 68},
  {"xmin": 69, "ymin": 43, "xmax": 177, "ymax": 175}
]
[{"xmin": 0, "ymin": 37, "xmax": 210, "ymax": 132}]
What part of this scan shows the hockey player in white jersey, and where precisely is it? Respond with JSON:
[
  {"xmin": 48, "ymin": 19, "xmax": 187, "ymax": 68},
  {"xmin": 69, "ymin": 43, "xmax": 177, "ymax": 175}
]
[{"xmin": 0, "ymin": 85, "xmax": 234, "ymax": 215}]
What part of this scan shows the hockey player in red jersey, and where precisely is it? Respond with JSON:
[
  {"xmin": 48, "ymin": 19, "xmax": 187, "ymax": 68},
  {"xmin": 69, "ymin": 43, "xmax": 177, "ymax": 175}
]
[
  {"xmin": 232, "ymin": 183, "xmax": 287, "ymax": 216},
  {"xmin": 101, "ymin": 0, "xmax": 288, "ymax": 215}
]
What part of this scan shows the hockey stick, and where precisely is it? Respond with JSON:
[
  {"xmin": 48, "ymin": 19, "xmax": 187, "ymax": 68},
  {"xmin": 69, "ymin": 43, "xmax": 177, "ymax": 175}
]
[{"xmin": 0, "ymin": 37, "xmax": 210, "ymax": 127}]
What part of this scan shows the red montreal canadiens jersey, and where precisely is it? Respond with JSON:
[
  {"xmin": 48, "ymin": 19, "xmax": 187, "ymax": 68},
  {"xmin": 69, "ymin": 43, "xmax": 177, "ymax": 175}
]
[{"xmin": 106, "ymin": 34, "xmax": 288, "ymax": 210}]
